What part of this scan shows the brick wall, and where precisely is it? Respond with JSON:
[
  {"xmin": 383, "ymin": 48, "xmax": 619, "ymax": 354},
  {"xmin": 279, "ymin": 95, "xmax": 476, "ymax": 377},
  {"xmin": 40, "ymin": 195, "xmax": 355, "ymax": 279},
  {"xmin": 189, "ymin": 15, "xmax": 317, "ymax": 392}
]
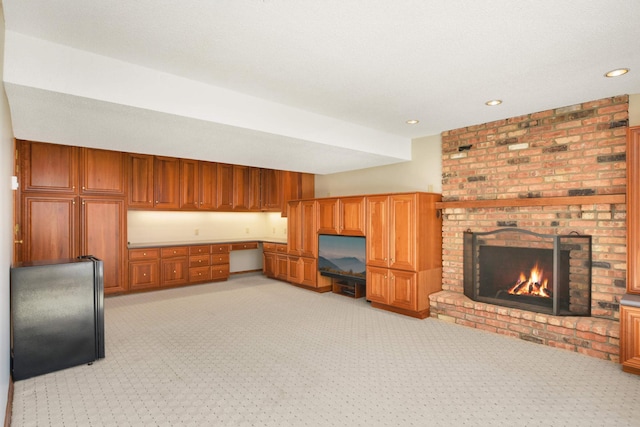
[{"xmin": 432, "ymin": 96, "xmax": 628, "ymax": 361}]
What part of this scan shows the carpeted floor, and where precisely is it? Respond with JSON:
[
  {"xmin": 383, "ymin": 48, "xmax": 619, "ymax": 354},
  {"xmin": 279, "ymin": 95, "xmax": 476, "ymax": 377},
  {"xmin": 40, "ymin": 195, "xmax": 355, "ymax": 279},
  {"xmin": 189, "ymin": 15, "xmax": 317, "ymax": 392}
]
[{"xmin": 11, "ymin": 273, "xmax": 640, "ymax": 426}]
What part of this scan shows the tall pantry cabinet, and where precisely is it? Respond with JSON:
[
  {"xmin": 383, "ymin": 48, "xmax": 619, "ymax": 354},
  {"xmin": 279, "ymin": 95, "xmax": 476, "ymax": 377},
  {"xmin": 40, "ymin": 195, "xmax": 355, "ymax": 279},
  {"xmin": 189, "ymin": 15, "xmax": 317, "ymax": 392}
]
[
  {"xmin": 365, "ymin": 192, "xmax": 442, "ymax": 319},
  {"xmin": 16, "ymin": 140, "xmax": 128, "ymax": 294},
  {"xmin": 621, "ymin": 126, "xmax": 640, "ymax": 375}
]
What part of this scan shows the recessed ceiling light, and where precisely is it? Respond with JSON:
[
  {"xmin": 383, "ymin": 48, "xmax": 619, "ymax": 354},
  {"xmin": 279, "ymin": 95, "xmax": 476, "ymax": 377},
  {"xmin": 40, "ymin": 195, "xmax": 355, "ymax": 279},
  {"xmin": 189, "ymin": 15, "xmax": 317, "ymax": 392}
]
[
  {"xmin": 406, "ymin": 119, "xmax": 419, "ymax": 125},
  {"xmin": 485, "ymin": 99, "xmax": 502, "ymax": 106},
  {"xmin": 604, "ymin": 68, "xmax": 630, "ymax": 78}
]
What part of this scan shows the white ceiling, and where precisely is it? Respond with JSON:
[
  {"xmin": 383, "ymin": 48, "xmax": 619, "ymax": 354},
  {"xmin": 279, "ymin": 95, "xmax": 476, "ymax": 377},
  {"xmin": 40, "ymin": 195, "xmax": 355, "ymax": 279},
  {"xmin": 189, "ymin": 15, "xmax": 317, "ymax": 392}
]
[{"xmin": 3, "ymin": 0, "xmax": 640, "ymax": 175}]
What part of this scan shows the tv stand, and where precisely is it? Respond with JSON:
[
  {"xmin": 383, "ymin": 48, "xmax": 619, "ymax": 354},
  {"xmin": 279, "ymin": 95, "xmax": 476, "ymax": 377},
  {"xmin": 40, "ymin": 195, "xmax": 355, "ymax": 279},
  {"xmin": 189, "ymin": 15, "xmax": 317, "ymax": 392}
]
[{"xmin": 331, "ymin": 278, "xmax": 366, "ymax": 299}]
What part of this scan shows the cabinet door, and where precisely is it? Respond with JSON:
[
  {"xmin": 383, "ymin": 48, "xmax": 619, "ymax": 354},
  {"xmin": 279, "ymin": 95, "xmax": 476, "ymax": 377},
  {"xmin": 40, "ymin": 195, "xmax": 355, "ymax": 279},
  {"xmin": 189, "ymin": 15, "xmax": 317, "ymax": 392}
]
[
  {"xmin": 340, "ymin": 196, "xmax": 366, "ymax": 236},
  {"xmin": 628, "ymin": 127, "xmax": 640, "ymax": 294},
  {"xmin": 217, "ymin": 163, "xmax": 234, "ymax": 210},
  {"xmin": 300, "ymin": 200, "xmax": 317, "ymax": 258},
  {"xmin": 232, "ymin": 165, "xmax": 250, "ymax": 211},
  {"xmin": 21, "ymin": 195, "xmax": 78, "ymax": 261},
  {"xmin": 389, "ymin": 194, "xmax": 416, "ymax": 271},
  {"xmin": 366, "ymin": 195, "xmax": 389, "ymax": 267},
  {"xmin": 199, "ymin": 161, "xmax": 218, "ymax": 210},
  {"xmin": 80, "ymin": 148, "xmax": 126, "ymax": 196},
  {"xmin": 281, "ymin": 171, "xmax": 301, "ymax": 217},
  {"xmin": 366, "ymin": 266, "xmax": 389, "ymax": 304},
  {"xmin": 81, "ymin": 198, "xmax": 127, "ymax": 294},
  {"xmin": 128, "ymin": 153, "xmax": 154, "ymax": 208},
  {"xmin": 620, "ymin": 305, "xmax": 640, "ymax": 374},
  {"xmin": 161, "ymin": 258, "xmax": 189, "ymax": 286},
  {"xmin": 389, "ymin": 269, "xmax": 417, "ymax": 311},
  {"xmin": 276, "ymin": 254, "xmax": 289, "ymax": 280},
  {"xmin": 288, "ymin": 256, "xmax": 302, "ymax": 284},
  {"xmin": 154, "ymin": 156, "xmax": 180, "ymax": 209},
  {"xmin": 317, "ymin": 198, "xmax": 339, "ymax": 235},
  {"xmin": 263, "ymin": 252, "xmax": 275, "ymax": 277},
  {"xmin": 20, "ymin": 140, "xmax": 78, "ymax": 193},
  {"xmin": 249, "ymin": 167, "xmax": 261, "ymax": 211},
  {"xmin": 180, "ymin": 159, "xmax": 199, "ymax": 209},
  {"xmin": 260, "ymin": 169, "xmax": 282, "ymax": 211},
  {"xmin": 300, "ymin": 257, "xmax": 317, "ymax": 287},
  {"xmin": 129, "ymin": 261, "xmax": 160, "ymax": 290},
  {"xmin": 287, "ymin": 201, "xmax": 302, "ymax": 255}
]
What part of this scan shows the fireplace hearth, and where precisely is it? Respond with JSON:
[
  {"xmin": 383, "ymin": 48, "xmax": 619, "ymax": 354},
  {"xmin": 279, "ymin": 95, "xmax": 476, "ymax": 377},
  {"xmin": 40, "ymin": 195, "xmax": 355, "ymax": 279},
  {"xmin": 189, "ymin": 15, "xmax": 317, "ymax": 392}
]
[{"xmin": 463, "ymin": 228, "xmax": 591, "ymax": 316}]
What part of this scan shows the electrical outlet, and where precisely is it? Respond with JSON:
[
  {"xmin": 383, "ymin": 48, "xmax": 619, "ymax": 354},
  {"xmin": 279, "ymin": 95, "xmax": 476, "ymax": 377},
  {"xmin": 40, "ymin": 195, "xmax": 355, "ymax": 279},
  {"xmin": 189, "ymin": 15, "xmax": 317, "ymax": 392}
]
[
  {"xmin": 194, "ymin": 229, "xmax": 199, "ymax": 236},
  {"xmin": 272, "ymin": 227, "xmax": 276, "ymax": 234},
  {"xmin": 283, "ymin": 227, "xmax": 287, "ymax": 234},
  {"xmin": 245, "ymin": 227, "xmax": 250, "ymax": 234}
]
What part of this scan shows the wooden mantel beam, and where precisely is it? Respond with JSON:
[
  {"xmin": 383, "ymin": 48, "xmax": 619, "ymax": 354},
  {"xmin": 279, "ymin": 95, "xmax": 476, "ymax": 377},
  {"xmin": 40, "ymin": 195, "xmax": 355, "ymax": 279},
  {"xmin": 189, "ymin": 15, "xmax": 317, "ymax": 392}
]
[{"xmin": 435, "ymin": 194, "xmax": 626, "ymax": 210}]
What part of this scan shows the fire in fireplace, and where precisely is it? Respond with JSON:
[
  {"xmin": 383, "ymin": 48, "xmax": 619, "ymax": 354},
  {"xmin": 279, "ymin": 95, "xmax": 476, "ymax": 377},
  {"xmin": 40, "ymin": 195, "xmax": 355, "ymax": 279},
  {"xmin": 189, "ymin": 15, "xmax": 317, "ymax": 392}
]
[{"xmin": 463, "ymin": 228, "xmax": 591, "ymax": 316}]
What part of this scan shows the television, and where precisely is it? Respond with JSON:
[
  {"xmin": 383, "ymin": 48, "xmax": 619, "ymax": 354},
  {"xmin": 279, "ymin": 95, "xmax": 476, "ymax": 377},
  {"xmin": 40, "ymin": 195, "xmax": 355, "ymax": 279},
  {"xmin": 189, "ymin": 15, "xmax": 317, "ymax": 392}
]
[{"xmin": 318, "ymin": 234, "xmax": 366, "ymax": 283}]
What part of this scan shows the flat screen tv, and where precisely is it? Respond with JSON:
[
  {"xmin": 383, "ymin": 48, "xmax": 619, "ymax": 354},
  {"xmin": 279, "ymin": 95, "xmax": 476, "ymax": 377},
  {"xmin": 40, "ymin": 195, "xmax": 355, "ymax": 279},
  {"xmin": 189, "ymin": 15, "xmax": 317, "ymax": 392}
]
[{"xmin": 318, "ymin": 234, "xmax": 366, "ymax": 283}]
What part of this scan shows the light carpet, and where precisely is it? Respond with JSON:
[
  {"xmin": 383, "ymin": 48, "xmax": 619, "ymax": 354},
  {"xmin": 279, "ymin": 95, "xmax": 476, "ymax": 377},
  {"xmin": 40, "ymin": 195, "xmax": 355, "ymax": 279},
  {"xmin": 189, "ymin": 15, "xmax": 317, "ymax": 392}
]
[{"xmin": 11, "ymin": 273, "xmax": 640, "ymax": 426}]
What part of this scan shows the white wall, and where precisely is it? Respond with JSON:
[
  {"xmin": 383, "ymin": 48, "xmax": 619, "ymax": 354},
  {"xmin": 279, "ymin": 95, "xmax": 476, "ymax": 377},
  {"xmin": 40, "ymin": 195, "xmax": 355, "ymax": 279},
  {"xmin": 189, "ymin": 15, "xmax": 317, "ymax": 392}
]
[
  {"xmin": 314, "ymin": 134, "xmax": 442, "ymax": 197},
  {"xmin": 0, "ymin": 6, "xmax": 14, "ymax": 419}
]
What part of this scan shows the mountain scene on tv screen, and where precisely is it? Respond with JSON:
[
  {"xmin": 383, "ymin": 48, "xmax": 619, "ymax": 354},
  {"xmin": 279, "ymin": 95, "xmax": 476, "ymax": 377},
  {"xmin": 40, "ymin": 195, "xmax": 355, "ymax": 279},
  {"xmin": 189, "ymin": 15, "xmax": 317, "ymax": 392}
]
[{"xmin": 318, "ymin": 255, "xmax": 366, "ymax": 279}]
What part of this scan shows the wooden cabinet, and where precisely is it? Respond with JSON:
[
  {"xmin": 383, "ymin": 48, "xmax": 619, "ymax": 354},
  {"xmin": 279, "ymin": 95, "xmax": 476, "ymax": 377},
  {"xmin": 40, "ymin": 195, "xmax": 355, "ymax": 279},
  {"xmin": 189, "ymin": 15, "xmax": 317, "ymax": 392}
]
[
  {"xmin": 628, "ymin": 126, "xmax": 640, "ymax": 294},
  {"xmin": 20, "ymin": 195, "xmax": 78, "ymax": 262},
  {"xmin": 317, "ymin": 197, "xmax": 365, "ymax": 236},
  {"xmin": 211, "ymin": 244, "xmax": 230, "ymax": 280},
  {"xmin": 249, "ymin": 167, "xmax": 261, "ymax": 211},
  {"xmin": 19, "ymin": 140, "xmax": 78, "ymax": 194},
  {"xmin": 365, "ymin": 192, "xmax": 442, "ymax": 318},
  {"xmin": 189, "ymin": 245, "xmax": 211, "ymax": 283},
  {"xmin": 127, "ymin": 153, "xmax": 154, "ymax": 208},
  {"xmin": 81, "ymin": 198, "xmax": 127, "ymax": 294},
  {"xmin": 161, "ymin": 246, "xmax": 189, "ymax": 286},
  {"xmin": 128, "ymin": 249, "xmax": 160, "ymax": 290},
  {"xmin": 621, "ymin": 301, "xmax": 640, "ymax": 375},
  {"xmin": 287, "ymin": 200, "xmax": 318, "ymax": 288},
  {"xmin": 232, "ymin": 165, "xmax": 250, "ymax": 211},
  {"xmin": 281, "ymin": 171, "xmax": 315, "ymax": 217},
  {"xmin": 260, "ymin": 169, "xmax": 282, "ymax": 211},
  {"xmin": 199, "ymin": 161, "xmax": 218, "ymax": 210},
  {"xmin": 180, "ymin": 159, "xmax": 200, "ymax": 209},
  {"xmin": 80, "ymin": 148, "xmax": 126, "ymax": 196},
  {"xmin": 262, "ymin": 242, "xmax": 278, "ymax": 278},
  {"xmin": 154, "ymin": 156, "xmax": 180, "ymax": 209},
  {"xmin": 622, "ymin": 126, "xmax": 640, "ymax": 375},
  {"xmin": 217, "ymin": 163, "xmax": 234, "ymax": 210}
]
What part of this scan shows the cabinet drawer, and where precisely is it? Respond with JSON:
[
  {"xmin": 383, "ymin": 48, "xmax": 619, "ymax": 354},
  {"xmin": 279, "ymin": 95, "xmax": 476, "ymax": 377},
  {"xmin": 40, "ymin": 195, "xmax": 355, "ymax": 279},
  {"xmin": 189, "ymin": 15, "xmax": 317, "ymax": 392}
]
[
  {"xmin": 189, "ymin": 266, "xmax": 212, "ymax": 282},
  {"xmin": 211, "ymin": 253, "xmax": 230, "ymax": 265},
  {"xmin": 189, "ymin": 245, "xmax": 210, "ymax": 255},
  {"xmin": 231, "ymin": 242, "xmax": 258, "ymax": 251},
  {"xmin": 211, "ymin": 244, "xmax": 230, "ymax": 254},
  {"xmin": 263, "ymin": 242, "xmax": 276, "ymax": 253},
  {"xmin": 275, "ymin": 244, "xmax": 288, "ymax": 253},
  {"xmin": 129, "ymin": 248, "xmax": 160, "ymax": 261},
  {"xmin": 189, "ymin": 254, "xmax": 210, "ymax": 268},
  {"xmin": 161, "ymin": 246, "xmax": 189, "ymax": 258},
  {"xmin": 211, "ymin": 264, "xmax": 230, "ymax": 279}
]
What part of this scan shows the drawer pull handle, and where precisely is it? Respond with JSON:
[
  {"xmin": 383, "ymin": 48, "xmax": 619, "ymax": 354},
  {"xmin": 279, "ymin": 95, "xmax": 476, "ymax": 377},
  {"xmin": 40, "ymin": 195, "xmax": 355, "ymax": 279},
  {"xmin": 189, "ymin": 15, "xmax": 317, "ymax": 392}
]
[
  {"xmin": 143, "ymin": 252, "xmax": 146, "ymax": 256},
  {"xmin": 143, "ymin": 273, "xmax": 147, "ymax": 277}
]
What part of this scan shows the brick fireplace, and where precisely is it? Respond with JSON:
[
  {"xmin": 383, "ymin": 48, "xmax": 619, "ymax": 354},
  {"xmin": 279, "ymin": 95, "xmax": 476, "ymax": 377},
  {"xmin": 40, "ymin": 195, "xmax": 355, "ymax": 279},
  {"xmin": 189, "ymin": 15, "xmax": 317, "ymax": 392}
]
[{"xmin": 429, "ymin": 95, "xmax": 628, "ymax": 362}]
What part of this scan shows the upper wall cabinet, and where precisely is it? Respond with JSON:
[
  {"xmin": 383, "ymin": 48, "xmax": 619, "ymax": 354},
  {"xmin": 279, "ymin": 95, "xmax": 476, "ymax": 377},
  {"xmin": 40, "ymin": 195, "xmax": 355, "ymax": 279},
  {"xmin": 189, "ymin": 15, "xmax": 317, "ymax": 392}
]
[
  {"xmin": 80, "ymin": 148, "xmax": 126, "ymax": 196},
  {"xmin": 281, "ymin": 171, "xmax": 315, "ymax": 217},
  {"xmin": 217, "ymin": 163, "xmax": 234, "ymax": 210},
  {"xmin": 260, "ymin": 169, "xmax": 282, "ymax": 211},
  {"xmin": 153, "ymin": 156, "xmax": 180, "ymax": 209},
  {"xmin": 128, "ymin": 153, "xmax": 154, "ymax": 208},
  {"xmin": 628, "ymin": 126, "xmax": 640, "ymax": 294},
  {"xmin": 19, "ymin": 140, "xmax": 79, "ymax": 194},
  {"xmin": 316, "ymin": 196, "xmax": 365, "ymax": 236}
]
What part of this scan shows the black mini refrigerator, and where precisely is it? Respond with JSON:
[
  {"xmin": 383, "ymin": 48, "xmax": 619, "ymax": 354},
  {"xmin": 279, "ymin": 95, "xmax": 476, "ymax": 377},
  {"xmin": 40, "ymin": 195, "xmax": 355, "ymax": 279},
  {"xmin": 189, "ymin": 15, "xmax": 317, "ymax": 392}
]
[{"xmin": 10, "ymin": 256, "xmax": 105, "ymax": 381}]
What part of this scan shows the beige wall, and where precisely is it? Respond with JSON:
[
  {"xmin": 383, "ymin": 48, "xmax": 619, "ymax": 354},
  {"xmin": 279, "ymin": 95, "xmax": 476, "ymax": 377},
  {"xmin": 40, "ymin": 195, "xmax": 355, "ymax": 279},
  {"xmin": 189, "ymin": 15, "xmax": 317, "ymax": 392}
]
[
  {"xmin": 0, "ymin": 6, "xmax": 14, "ymax": 417},
  {"xmin": 630, "ymin": 93, "xmax": 640, "ymax": 126},
  {"xmin": 314, "ymin": 134, "xmax": 442, "ymax": 197}
]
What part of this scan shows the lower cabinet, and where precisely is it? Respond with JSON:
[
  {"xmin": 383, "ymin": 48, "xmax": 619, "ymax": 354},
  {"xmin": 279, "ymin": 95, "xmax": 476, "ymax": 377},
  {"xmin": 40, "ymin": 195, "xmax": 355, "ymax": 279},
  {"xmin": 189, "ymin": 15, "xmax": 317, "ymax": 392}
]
[
  {"xmin": 620, "ymin": 302, "xmax": 640, "ymax": 375},
  {"xmin": 128, "ymin": 249, "xmax": 160, "ymax": 290},
  {"xmin": 189, "ymin": 245, "xmax": 212, "ymax": 283},
  {"xmin": 161, "ymin": 246, "xmax": 189, "ymax": 287},
  {"xmin": 366, "ymin": 266, "xmax": 441, "ymax": 319},
  {"xmin": 210, "ymin": 244, "xmax": 230, "ymax": 280}
]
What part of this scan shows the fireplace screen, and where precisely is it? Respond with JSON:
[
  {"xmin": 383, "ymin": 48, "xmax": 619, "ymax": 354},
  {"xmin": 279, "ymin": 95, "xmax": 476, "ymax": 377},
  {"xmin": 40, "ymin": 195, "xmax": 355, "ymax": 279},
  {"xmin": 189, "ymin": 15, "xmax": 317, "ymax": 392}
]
[{"xmin": 463, "ymin": 228, "xmax": 591, "ymax": 316}]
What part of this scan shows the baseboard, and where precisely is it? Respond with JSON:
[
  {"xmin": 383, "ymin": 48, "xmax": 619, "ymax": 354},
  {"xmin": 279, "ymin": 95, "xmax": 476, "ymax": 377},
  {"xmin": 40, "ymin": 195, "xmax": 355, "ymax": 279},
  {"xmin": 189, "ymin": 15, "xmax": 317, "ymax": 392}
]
[{"xmin": 4, "ymin": 377, "xmax": 13, "ymax": 427}]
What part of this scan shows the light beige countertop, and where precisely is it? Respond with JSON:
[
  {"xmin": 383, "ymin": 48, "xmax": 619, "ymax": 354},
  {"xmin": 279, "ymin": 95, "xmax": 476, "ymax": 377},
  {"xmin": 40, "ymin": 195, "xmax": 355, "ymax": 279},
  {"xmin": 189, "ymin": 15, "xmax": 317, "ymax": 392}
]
[{"xmin": 128, "ymin": 237, "xmax": 287, "ymax": 249}]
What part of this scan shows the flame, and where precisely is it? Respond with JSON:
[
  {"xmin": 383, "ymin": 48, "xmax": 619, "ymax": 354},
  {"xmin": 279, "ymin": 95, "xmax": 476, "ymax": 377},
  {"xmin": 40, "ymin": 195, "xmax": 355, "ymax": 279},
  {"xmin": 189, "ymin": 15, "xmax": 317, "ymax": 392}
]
[{"xmin": 507, "ymin": 263, "xmax": 552, "ymax": 298}]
